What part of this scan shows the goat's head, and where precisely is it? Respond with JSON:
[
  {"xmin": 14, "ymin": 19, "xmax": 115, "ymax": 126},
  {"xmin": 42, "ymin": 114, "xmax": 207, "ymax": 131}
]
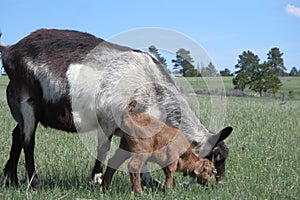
[
  {"xmin": 193, "ymin": 158, "xmax": 216, "ymax": 185},
  {"xmin": 192, "ymin": 126, "xmax": 233, "ymax": 181},
  {"xmin": 205, "ymin": 141, "xmax": 228, "ymax": 181}
]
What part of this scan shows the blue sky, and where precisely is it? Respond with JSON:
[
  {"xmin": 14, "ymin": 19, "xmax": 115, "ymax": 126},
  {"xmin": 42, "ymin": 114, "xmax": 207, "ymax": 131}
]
[{"xmin": 1, "ymin": 0, "xmax": 300, "ymax": 72}]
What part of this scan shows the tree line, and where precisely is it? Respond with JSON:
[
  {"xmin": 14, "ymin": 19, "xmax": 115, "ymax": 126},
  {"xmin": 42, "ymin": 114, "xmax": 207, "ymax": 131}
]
[
  {"xmin": 148, "ymin": 45, "xmax": 299, "ymax": 96},
  {"xmin": 148, "ymin": 45, "xmax": 219, "ymax": 77},
  {"xmin": 149, "ymin": 45, "xmax": 300, "ymax": 77}
]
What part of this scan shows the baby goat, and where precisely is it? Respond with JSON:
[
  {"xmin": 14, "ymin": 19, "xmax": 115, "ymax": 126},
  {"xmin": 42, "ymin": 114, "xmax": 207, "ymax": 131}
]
[{"xmin": 102, "ymin": 100, "xmax": 216, "ymax": 193}]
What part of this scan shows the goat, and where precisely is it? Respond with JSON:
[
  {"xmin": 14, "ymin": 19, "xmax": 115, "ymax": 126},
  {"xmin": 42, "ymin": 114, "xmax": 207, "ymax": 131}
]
[
  {"xmin": 0, "ymin": 29, "xmax": 232, "ymax": 187},
  {"xmin": 102, "ymin": 100, "xmax": 217, "ymax": 193}
]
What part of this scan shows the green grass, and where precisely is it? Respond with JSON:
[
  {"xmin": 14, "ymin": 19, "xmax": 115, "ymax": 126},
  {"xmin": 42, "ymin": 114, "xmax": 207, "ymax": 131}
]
[
  {"xmin": 0, "ymin": 76, "xmax": 299, "ymax": 199},
  {"xmin": 175, "ymin": 76, "xmax": 300, "ymax": 99},
  {"xmin": 280, "ymin": 77, "xmax": 300, "ymax": 99}
]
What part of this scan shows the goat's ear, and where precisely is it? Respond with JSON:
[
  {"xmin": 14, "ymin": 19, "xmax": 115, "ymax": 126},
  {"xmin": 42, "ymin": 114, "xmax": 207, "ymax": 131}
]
[
  {"xmin": 193, "ymin": 127, "xmax": 233, "ymax": 158},
  {"xmin": 217, "ymin": 126, "xmax": 233, "ymax": 143}
]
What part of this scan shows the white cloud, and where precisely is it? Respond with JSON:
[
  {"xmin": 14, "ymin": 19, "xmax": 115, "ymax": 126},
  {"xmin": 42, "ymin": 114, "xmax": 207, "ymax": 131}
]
[{"xmin": 285, "ymin": 4, "xmax": 300, "ymax": 18}]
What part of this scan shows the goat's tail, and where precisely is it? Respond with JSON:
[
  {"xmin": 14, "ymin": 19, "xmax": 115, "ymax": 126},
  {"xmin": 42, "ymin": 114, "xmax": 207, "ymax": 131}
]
[
  {"xmin": 0, "ymin": 42, "xmax": 8, "ymax": 53},
  {"xmin": 0, "ymin": 31, "xmax": 8, "ymax": 53}
]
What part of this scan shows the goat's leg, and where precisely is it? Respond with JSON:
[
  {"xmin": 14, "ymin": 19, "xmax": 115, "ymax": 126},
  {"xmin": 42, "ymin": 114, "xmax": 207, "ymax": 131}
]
[
  {"xmin": 23, "ymin": 131, "xmax": 39, "ymax": 187},
  {"xmin": 128, "ymin": 155, "xmax": 148, "ymax": 194},
  {"xmin": 4, "ymin": 125, "xmax": 23, "ymax": 186},
  {"xmin": 162, "ymin": 161, "xmax": 178, "ymax": 189},
  {"xmin": 20, "ymin": 99, "xmax": 39, "ymax": 188},
  {"xmin": 4, "ymin": 82, "xmax": 24, "ymax": 186},
  {"xmin": 92, "ymin": 132, "xmax": 112, "ymax": 184},
  {"xmin": 101, "ymin": 137, "xmax": 131, "ymax": 189},
  {"xmin": 141, "ymin": 165, "xmax": 162, "ymax": 188}
]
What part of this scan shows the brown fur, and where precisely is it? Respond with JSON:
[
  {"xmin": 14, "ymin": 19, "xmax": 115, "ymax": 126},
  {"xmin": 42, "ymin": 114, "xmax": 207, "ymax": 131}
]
[{"xmin": 102, "ymin": 100, "xmax": 216, "ymax": 193}]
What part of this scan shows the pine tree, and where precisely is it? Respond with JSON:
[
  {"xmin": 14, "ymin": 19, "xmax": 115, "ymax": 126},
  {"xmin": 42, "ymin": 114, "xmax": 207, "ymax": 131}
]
[
  {"xmin": 172, "ymin": 48, "xmax": 195, "ymax": 77},
  {"xmin": 267, "ymin": 47, "xmax": 286, "ymax": 76}
]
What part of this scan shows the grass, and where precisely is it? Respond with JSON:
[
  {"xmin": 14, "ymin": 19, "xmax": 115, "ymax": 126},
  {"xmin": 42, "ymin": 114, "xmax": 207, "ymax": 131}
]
[
  {"xmin": 0, "ymin": 76, "xmax": 299, "ymax": 199},
  {"xmin": 175, "ymin": 76, "xmax": 300, "ymax": 99}
]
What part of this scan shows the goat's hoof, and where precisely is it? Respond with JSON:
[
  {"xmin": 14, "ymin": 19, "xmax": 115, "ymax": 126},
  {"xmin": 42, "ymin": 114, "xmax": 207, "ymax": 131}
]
[
  {"xmin": 141, "ymin": 177, "xmax": 162, "ymax": 188},
  {"xmin": 4, "ymin": 172, "xmax": 19, "ymax": 187},
  {"xmin": 93, "ymin": 173, "xmax": 103, "ymax": 185},
  {"xmin": 132, "ymin": 189, "xmax": 143, "ymax": 195},
  {"xmin": 30, "ymin": 177, "xmax": 40, "ymax": 188},
  {"xmin": 4, "ymin": 178, "xmax": 19, "ymax": 187}
]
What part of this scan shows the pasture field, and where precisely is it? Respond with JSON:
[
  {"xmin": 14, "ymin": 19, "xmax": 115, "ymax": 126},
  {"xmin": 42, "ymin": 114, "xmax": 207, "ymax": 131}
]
[
  {"xmin": 0, "ymin": 76, "xmax": 299, "ymax": 199},
  {"xmin": 182, "ymin": 76, "xmax": 300, "ymax": 99}
]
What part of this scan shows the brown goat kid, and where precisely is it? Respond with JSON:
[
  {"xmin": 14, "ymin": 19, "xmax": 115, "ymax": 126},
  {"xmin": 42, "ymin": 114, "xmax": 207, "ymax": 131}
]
[{"xmin": 102, "ymin": 100, "xmax": 216, "ymax": 193}]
